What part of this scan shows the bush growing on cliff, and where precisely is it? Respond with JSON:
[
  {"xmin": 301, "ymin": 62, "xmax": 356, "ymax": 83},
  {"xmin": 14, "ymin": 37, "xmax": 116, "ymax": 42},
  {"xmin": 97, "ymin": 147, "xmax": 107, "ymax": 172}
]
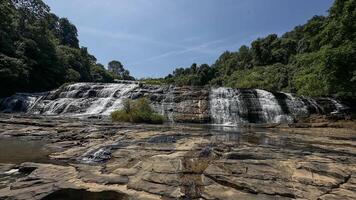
[{"xmin": 111, "ymin": 98, "xmax": 165, "ymax": 124}]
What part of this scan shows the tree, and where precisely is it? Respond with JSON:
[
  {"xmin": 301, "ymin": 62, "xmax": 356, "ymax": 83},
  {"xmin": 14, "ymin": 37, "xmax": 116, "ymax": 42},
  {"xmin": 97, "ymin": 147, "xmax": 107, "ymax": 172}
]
[
  {"xmin": 57, "ymin": 18, "xmax": 79, "ymax": 48},
  {"xmin": 0, "ymin": 0, "xmax": 117, "ymax": 97},
  {"xmin": 90, "ymin": 64, "xmax": 113, "ymax": 83},
  {"xmin": 107, "ymin": 60, "xmax": 134, "ymax": 80},
  {"xmin": 1, "ymin": 0, "xmax": 356, "ymax": 98},
  {"xmin": 12, "ymin": 0, "xmax": 50, "ymax": 20},
  {"xmin": 108, "ymin": 60, "xmax": 124, "ymax": 76},
  {"xmin": 251, "ymin": 34, "xmax": 279, "ymax": 66},
  {"xmin": 237, "ymin": 45, "xmax": 253, "ymax": 69},
  {"xmin": 164, "ymin": 0, "xmax": 356, "ymax": 97},
  {"xmin": 0, "ymin": 0, "xmax": 17, "ymax": 55}
]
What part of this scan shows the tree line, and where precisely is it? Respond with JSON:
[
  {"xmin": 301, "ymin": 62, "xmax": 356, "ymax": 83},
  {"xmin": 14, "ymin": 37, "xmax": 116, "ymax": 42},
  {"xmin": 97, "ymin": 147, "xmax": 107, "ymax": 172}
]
[
  {"xmin": 1, "ymin": 0, "xmax": 355, "ymax": 98},
  {"xmin": 0, "ymin": 0, "xmax": 133, "ymax": 97},
  {"xmin": 162, "ymin": 0, "xmax": 356, "ymax": 97}
]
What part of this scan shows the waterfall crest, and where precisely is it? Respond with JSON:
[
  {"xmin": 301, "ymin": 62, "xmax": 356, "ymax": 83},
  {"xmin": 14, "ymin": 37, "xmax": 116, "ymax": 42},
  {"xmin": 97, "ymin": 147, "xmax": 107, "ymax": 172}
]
[
  {"xmin": 209, "ymin": 87, "xmax": 348, "ymax": 124},
  {"xmin": 0, "ymin": 83, "xmax": 349, "ymax": 124}
]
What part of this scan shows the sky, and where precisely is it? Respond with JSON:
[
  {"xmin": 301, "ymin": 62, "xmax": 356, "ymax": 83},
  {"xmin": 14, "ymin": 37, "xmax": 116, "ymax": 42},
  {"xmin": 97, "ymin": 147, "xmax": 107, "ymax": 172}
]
[{"xmin": 43, "ymin": 0, "xmax": 334, "ymax": 78}]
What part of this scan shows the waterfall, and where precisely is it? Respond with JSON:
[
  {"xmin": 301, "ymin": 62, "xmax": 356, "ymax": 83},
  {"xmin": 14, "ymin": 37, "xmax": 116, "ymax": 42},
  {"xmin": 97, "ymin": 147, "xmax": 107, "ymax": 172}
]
[
  {"xmin": 209, "ymin": 88, "xmax": 294, "ymax": 124},
  {"xmin": 84, "ymin": 83, "xmax": 138, "ymax": 115},
  {"xmin": 0, "ymin": 93, "xmax": 44, "ymax": 113},
  {"xmin": 209, "ymin": 87, "xmax": 349, "ymax": 124},
  {"xmin": 9, "ymin": 83, "xmax": 139, "ymax": 116},
  {"xmin": 0, "ymin": 83, "xmax": 350, "ymax": 124},
  {"xmin": 209, "ymin": 88, "xmax": 250, "ymax": 125},
  {"xmin": 255, "ymin": 89, "xmax": 292, "ymax": 123},
  {"xmin": 281, "ymin": 93, "xmax": 311, "ymax": 117},
  {"xmin": 328, "ymin": 98, "xmax": 348, "ymax": 114}
]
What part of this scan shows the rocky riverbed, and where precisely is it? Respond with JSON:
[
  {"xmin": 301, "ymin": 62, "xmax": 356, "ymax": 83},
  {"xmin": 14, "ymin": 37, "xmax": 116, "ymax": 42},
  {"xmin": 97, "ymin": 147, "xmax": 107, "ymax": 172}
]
[{"xmin": 0, "ymin": 114, "xmax": 356, "ymax": 200}]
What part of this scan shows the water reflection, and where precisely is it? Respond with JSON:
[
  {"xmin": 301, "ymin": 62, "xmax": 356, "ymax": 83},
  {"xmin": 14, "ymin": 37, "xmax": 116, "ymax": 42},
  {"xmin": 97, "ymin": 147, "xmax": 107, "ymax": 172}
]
[
  {"xmin": 201, "ymin": 125, "xmax": 288, "ymax": 147},
  {"xmin": 0, "ymin": 138, "xmax": 53, "ymax": 164},
  {"xmin": 41, "ymin": 189, "xmax": 129, "ymax": 200}
]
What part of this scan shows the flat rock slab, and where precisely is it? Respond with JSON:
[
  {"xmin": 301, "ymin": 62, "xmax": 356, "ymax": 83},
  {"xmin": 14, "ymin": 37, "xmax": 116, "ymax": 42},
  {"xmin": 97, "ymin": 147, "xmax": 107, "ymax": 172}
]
[{"xmin": 0, "ymin": 114, "xmax": 356, "ymax": 199}]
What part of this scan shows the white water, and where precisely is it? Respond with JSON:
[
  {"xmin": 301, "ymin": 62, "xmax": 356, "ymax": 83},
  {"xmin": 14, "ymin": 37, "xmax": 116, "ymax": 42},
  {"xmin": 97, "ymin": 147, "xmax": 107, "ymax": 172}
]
[
  {"xmin": 255, "ymin": 89, "xmax": 291, "ymax": 123},
  {"xmin": 282, "ymin": 93, "xmax": 310, "ymax": 117},
  {"xmin": 0, "ymin": 83, "xmax": 348, "ymax": 124},
  {"xmin": 81, "ymin": 147, "xmax": 112, "ymax": 163},
  {"xmin": 329, "ymin": 98, "xmax": 348, "ymax": 114},
  {"xmin": 208, "ymin": 87, "xmax": 342, "ymax": 124},
  {"xmin": 209, "ymin": 88, "xmax": 248, "ymax": 124},
  {"xmin": 31, "ymin": 83, "xmax": 139, "ymax": 116}
]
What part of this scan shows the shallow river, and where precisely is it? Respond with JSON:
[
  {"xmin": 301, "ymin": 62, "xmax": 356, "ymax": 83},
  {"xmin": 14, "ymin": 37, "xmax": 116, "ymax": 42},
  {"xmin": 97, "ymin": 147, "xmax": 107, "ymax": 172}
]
[{"xmin": 0, "ymin": 138, "xmax": 53, "ymax": 164}]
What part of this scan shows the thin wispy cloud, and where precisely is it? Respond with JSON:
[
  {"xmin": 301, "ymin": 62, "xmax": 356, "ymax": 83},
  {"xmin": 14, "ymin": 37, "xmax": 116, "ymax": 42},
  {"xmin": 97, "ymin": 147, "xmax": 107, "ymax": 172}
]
[
  {"xmin": 79, "ymin": 26, "xmax": 184, "ymax": 49},
  {"xmin": 178, "ymin": 36, "xmax": 204, "ymax": 43},
  {"xmin": 45, "ymin": 0, "xmax": 333, "ymax": 77},
  {"xmin": 81, "ymin": 25, "xmax": 231, "ymax": 66},
  {"xmin": 131, "ymin": 37, "xmax": 232, "ymax": 65}
]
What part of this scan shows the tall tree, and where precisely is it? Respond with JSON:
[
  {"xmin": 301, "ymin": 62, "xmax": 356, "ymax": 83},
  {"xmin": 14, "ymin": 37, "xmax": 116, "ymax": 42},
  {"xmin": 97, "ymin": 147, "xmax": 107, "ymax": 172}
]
[
  {"xmin": 57, "ymin": 18, "xmax": 79, "ymax": 48},
  {"xmin": 0, "ymin": 0, "xmax": 116, "ymax": 97},
  {"xmin": 108, "ymin": 60, "xmax": 134, "ymax": 80}
]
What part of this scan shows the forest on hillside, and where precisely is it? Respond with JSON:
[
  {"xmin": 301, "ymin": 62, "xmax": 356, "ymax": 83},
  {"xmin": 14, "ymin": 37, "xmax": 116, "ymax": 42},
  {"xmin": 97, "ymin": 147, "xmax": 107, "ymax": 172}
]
[
  {"xmin": 0, "ymin": 0, "xmax": 134, "ymax": 97},
  {"xmin": 163, "ymin": 0, "xmax": 356, "ymax": 97},
  {"xmin": 1, "ymin": 0, "xmax": 355, "ymax": 98}
]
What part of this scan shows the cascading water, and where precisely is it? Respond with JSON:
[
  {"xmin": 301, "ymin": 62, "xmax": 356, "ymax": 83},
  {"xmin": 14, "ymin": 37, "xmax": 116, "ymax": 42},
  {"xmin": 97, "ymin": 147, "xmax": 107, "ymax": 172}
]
[
  {"xmin": 329, "ymin": 98, "xmax": 348, "ymax": 114},
  {"xmin": 0, "ymin": 83, "xmax": 140, "ymax": 116},
  {"xmin": 209, "ymin": 87, "xmax": 348, "ymax": 124},
  {"xmin": 46, "ymin": 83, "xmax": 139, "ymax": 116},
  {"xmin": 255, "ymin": 89, "xmax": 292, "ymax": 123},
  {"xmin": 85, "ymin": 83, "xmax": 138, "ymax": 115},
  {"xmin": 209, "ymin": 88, "xmax": 288, "ymax": 124},
  {"xmin": 0, "ymin": 83, "xmax": 350, "ymax": 124},
  {"xmin": 209, "ymin": 88, "xmax": 248, "ymax": 125}
]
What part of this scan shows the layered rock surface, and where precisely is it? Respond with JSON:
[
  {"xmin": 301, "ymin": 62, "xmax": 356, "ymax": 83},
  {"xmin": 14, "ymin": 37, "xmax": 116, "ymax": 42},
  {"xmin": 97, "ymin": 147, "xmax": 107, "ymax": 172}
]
[
  {"xmin": 0, "ymin": 83, "xmax": 353, "ymax": 124},
  {"xmin": 0, "ymin": 114, "xmax": 355, "ymax": 199}
]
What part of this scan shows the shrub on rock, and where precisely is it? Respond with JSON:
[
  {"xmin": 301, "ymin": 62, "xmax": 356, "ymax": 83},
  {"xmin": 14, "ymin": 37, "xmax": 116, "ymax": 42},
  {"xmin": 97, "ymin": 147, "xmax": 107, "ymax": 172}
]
[{"xmin": 111, "ymin": 98, "xmax": 165, "ymax": 124}]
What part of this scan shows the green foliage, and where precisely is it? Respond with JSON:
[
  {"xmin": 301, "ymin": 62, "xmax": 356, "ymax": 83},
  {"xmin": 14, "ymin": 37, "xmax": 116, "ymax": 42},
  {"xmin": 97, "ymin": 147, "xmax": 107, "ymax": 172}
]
[
  {"xmin": 111, "ymin": 98, "xmax": 165, "ymax": 124},
  {"xmin": 56, "ymin": 46, "xmax": 94, "ymax": 82},
  {"xmin": 293, "ymin": 44, "xmax": 356, "ymax": 96},
  {"xmin": 0, "ymin": 54, "xmax": 29, "ymax": 96},
  {"xmin": 226, "ymin": 63, "xmax": 292, "ymax": 92},
  {"xmin": 57, "ymin": 18, "xmax": 79, "ymax": 48},
  {"xmin": 107, "ymin": 60, "xmax": 134, "ymax": 80},
  {"xmin": 65, "ymin": 68, "xmax": 81, "ymax": 82},
  {"xmin": 140, "ymin": 78, "xmax": 165, "ymax": 85},
  {"xmin": 0, "ymin": 0, "xmax": 118, "ymax": 97},
  {"xmin": 90, "ymin": 64, "xmax": 114, "ymax": 83},
  {"xmin": 164, "ymin": 63, "xmax": 215, "ymax": 86},
  {"xmin": 165, "ymin": 0, "xmax": 356, "ymax": 97},
  {"xmin": 2, "ymin": 0, "xmax": 355, "ymax": 98}
]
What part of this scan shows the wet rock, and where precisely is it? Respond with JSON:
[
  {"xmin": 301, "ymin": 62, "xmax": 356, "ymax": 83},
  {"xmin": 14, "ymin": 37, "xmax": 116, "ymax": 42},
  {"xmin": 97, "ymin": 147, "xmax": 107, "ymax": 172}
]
[
  {"xmin": 76, "ymin": 165, "xmax": 129, "ymax": 185},
  {"xmin": 0, "ymin": 114, "xmax": 355, "ymax": 199},
  {"xmin": 81, "ymin": 147, "xmax": 112, "ymax": 163},
  {"xmin": 2, "ymin": 83, "xmax": 353, "ymax": 124},
  {"xmin": 0, "ymin": 164, "xmax": 16, "ymax": 174}
]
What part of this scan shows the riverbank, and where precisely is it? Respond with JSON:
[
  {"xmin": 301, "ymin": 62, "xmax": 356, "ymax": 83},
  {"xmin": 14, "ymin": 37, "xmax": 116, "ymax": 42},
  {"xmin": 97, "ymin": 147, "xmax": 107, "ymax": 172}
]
[{"xmin": 0, "ymin": 114, "xmax": 355, "ymax": 199}]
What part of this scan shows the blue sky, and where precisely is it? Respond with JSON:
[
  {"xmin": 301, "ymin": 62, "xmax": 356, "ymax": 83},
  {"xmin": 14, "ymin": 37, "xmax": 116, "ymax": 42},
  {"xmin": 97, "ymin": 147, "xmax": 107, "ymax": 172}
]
[{"xmin": 43, "ymin": 0, "xmax": 333, "ymax": 78}]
